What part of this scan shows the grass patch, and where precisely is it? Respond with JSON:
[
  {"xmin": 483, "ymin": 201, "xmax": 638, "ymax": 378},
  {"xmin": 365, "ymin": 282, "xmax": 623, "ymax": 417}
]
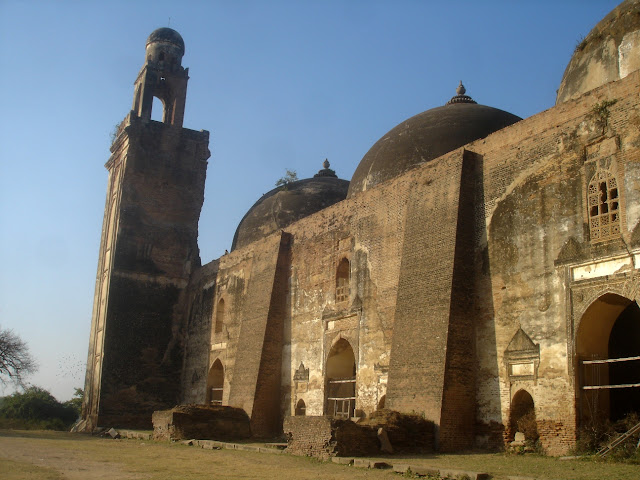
[
  {"xmin": 0, "ymin": 457, "xmax": 63, "ymax": 480},
  {"xmin": 1, "ymin": 430, "xmax": 639, "ymax": 480}
]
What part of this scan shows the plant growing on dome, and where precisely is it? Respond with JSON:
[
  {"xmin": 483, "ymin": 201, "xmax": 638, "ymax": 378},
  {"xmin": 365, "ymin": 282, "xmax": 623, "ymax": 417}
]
[{"xmin": 275, "ymin": 169, "xmax": 298, "ymax": 188}]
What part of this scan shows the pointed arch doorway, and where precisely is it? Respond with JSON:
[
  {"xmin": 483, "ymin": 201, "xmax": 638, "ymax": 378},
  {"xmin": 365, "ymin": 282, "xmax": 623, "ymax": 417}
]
[
  {"xmin": 576, "ymin": 293, "xmax": 640, "ymax": 425},
  {"xmin": 325, "ymin": 338, "xmax": 356, "ymax": 418},
  {"xmin": 206, "ymin": 359, "xmax": 224, "ymax": 405}
]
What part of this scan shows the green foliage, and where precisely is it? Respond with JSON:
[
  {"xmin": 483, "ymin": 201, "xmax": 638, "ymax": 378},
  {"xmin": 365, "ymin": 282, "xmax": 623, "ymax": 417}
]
[
  {"xmin": 275, "ymin": 169, "xmax": 298, "ymax": 188},
  {"xmin": 110, "ymin": 120, "xmax": 124, "ymax": 144},
  {"xmin": 63, "ymin": 388, "xmax": 83, "ymax": 417},
  {"xmin": 591, "ymin": 99, "xmax": 618, "ymax": 121},
  {"xmin": 0, "ymin": 386, "xmax": 78, "ymax": 430}
]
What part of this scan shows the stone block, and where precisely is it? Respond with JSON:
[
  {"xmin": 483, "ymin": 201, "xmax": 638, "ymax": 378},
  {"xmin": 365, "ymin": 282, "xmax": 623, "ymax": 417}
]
[{"xmin": 152, "ymin": 404, "xmax": 251, "ymax": 441}]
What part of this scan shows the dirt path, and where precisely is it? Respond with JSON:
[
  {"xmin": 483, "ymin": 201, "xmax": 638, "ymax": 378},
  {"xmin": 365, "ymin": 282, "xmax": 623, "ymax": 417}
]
[{"xmin": 0, "ymin": 435, "xmax": 145, "ymax": 480}]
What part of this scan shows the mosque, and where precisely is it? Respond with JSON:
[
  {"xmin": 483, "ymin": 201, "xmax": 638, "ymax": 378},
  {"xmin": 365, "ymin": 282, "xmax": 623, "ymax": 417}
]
[{"xmin": 79, "ymin": 1, "xmax": 640, "ymax": 454}]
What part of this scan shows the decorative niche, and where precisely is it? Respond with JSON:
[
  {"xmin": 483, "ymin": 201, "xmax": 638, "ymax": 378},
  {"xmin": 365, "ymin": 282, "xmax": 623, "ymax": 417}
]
[{"xmin": 504, "ymin": 327, "xmax": 540, "ymax": 383}]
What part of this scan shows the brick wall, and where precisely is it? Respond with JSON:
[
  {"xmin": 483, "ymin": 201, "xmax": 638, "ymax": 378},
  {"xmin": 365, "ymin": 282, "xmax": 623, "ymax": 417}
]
[
  {"xmin": 84, "ymin": 116, "xmax": 210, "ymax": 430},
  {"xmin": 180, "ymin": 71, "xmax": 640, "ymax": 454},
  {"xmin": 386, "ymin": 152, "xmax": 463, "ymax": 428},
  {"xmin": 283, "ymin": 416, "xmax": 380, "ymax": 458},
  {"xmin": 226, "ymin": 233, "xmax": 287, "ymax": 437},
  {"xmin": 181, "ymin": 260, "xmax": 219, "ymax": 405}
]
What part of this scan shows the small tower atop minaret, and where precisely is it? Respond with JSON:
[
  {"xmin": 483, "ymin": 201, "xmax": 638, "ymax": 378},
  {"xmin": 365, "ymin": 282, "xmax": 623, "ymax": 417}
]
[{"xmin": 132, "ymin": 27, "xmax": 189, "ymax": 127}]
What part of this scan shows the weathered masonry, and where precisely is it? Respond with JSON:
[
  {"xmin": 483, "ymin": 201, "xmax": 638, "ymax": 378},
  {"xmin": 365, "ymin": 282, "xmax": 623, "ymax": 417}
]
[{"xmin": 80, "ymin": 1, "xmax": 640, "ymax": 455}]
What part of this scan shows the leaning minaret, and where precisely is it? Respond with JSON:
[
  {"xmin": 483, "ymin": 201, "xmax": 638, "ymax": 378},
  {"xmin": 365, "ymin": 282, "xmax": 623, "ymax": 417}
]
[{"xmin": 79, "ymin": 28, "xmax": 210, "ymax": 430}]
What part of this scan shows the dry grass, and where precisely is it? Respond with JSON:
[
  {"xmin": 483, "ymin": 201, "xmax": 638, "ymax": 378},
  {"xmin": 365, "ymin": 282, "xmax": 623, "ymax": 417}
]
[
  {"xmin": 0, "ymin": 430, "xmax": 396, "ymax": 480},
  {"xmin": 1, "ymin": 430, "xmax": 639, "ymax": 480},
  {"xmin": 0, "ymin": 457, "xmax": 63, "ymax": 480},
  {"xmin": 386, "ymin": 452, "xmax": 640, "ymax": 480}
]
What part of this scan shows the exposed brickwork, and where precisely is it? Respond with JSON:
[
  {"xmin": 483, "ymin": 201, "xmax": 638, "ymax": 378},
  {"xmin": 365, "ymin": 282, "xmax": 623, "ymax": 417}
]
[
  {"xmin": 475, "ymin": 421, "xmax": 506, "ymax": 451},
  {"xmin": 248, "ymin": 233, "xmax": 291, "ymax": 437},
  {"xmin": 385, "ymin": 153, "xmax": 464, "ymax": 437},
  {"xmin": 537, "ymin": 419, "xmax": 577, "ymax": 456},
  {"xmin": 361, "ymin": 409, "xmax": 435, "ymax": 453},
  {"xmin": 152, "ymin": 404, "xmax": 250, "ymax": 441},
  {"xmin": 181, "ymin": 260, "xmax": 219, "ymax": 405},
  {"xmin": 83, "ymin": 114, "xmax": 209, "ymax": 430},
  {"xmin": 283, "ymin": 416, "xmax": 380, "ymax": 458},
  {"xmin": 226, "ymin": 233, "xmax": 287, "ymax": 437}
]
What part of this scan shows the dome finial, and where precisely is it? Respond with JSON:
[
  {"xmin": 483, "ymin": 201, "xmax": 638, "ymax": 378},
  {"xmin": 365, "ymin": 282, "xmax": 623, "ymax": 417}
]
[
  {"xmin": 315, "ymin": 158, "xmax": 337, "ymax": 178},
  {"xmin": 447, "ymin": 81, "xmax": 476, "ymax": 105}
]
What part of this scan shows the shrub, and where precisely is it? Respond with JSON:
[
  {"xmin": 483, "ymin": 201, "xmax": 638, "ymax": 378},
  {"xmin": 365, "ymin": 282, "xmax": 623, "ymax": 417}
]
[
  {"xmin": 0, "ymin": 386, "xmax": 78, "ymax": 430},
  {"xmin": 575, "ymin": 412, "xmax": 640, "ymax": 461}
]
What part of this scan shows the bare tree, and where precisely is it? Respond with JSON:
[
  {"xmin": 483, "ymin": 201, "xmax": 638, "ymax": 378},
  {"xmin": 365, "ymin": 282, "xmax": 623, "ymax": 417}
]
[{"xmin": 0, "ymin": 326, "xmax": 36, "ymax": 387}]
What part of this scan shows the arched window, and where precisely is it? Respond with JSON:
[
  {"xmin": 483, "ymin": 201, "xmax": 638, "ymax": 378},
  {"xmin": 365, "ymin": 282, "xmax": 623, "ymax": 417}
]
[
  {"xmin": 335, "ymin": 258, "xmax": 350, "ymax": 303},
  {"xmin": 588, "ymin": 168, "xmax": 620, "ymax": 243},
  {"xmin": 214, "ymin": 298, "xmax": 225, "ymax": 334},
  {"xmin": 207, "ymin": 359, "xmax": 224, "ymax": 405},
  {"xmin": 295, "ymin": 399, "xmax": 306, "ymax": 416}
]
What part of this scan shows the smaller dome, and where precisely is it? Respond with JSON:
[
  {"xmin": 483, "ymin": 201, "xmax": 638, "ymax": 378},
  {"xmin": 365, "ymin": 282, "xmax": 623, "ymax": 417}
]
[
  {"xmin": 146, "ymin": 28, "xmax": 185, "ymax": 56},
  {"xmin": 232, "ymin": 163, "xmax": 349, "ymax": 251},
  {"xmin": 556, "ymin": 0, "xmax": 640, "ymax": 104}
]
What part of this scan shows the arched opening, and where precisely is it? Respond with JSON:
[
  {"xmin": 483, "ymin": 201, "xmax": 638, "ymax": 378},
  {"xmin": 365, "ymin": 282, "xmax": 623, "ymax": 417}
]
[
  {"xmin": 577, "ymin": 294, "xmax": 640, "ymax": 426},
  {"xmin": 325, "ymin": 338, "xmax": 356, "ymax": 418},
  {"xmin": 377, "ymin": 394, "xmax": 386, "ymax": 410},
  {"xmin": 133, "ymin": 86, "xmax": 142, "ymax": 115},
  {"xmin": 151, "ymin": 96, "xmax": 165, "ymax": 122},
  {"xmin": 214, "ymin": 299, "xmax": 225, "ymax": 334},
  {"xmin": 608, "ymin": 301, "xmax": 640, "ymax": 420},
  {"xmin": 295, "ymin": 399, "xmax": 306, "ymax": 416},
  {"xmin": 508, "ymin": 390, "xmax": 538, "ymax": 442},
  {"xmin": 335, "ymin": 258, "xmax": 350, "ymax": 303},
  {"xmin": 206, "ymin": 359, "xmax": 224, "ymax": 405}
]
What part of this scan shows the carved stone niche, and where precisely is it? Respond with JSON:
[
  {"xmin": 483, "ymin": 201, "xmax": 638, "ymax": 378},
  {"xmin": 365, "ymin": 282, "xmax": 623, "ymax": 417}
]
[
  {"xmin": 504, "ymin": 328, "xmax": 540, "ymax": 383},
  {"xmin": 293, "ymin": 362, "xmax": 309, "ymax": 382}
]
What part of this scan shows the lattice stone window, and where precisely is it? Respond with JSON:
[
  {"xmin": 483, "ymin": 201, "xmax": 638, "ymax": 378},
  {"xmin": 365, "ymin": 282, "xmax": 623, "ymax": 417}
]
[
  {"xmin": 588, "ymin": 169, "xmax": 621, "ymax": 243},
  {"xmin": 335, "ymin": 258, "xmax": 350, "ymax": 303}
]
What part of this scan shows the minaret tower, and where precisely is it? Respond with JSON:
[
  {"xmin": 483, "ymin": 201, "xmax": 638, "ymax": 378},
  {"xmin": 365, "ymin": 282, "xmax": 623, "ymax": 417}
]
[{"xmin": 79, "ymin": 28, "xmax": 210, "ymax": 430}]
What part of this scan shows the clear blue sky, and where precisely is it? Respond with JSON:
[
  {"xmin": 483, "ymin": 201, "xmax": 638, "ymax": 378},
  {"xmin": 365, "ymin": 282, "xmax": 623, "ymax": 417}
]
[{"xmin": 0, "ymin": 0, "xmax": 620, "ymax": 401}]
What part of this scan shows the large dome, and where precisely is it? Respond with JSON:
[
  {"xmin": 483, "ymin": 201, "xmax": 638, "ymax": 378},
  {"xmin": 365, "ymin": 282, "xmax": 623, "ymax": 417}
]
[
  {"xmin": 556, "ymin": 0, "xmax": 640, "ymax": 104},
  {"xmin": 232, "ymin": 161, "xmax": 349, "ymax": 251},
  {"xmin": 348, "ymin": 84, "xmax": 521, "ymax": 198}
]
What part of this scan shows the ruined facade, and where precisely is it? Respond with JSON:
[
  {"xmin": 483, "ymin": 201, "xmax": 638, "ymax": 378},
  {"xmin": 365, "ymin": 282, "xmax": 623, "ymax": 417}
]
[{"xmin": 80, "ymin": 1, "xmax": 640, "ymax": 455}]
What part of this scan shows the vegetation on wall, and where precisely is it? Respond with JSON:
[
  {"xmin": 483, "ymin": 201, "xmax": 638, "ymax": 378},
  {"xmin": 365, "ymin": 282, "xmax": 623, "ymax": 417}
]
[{"xmin": 591, "ymin": 99, "xmax": 618, "ymax": 122}]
